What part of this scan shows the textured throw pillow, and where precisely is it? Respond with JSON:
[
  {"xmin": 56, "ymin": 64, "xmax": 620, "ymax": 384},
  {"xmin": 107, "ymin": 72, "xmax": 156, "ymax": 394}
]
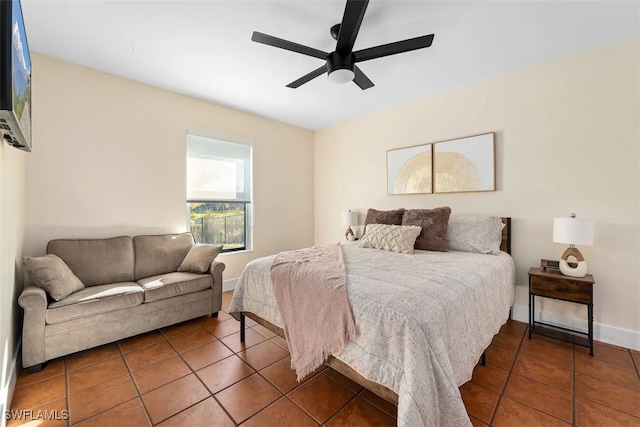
[
  {"xmin": 363, "ymin": 208, "xmax": 405, "ymax": 235},
  {"xmin": 23, "ymin": 254, "xmax": 85, "ymax": 301},
  {"xmin": 447, "ymin": 215, "xmax": 504, "ymax": 255},
  {"xmin": 177, "ymin": 244, "xmax": 223, "ymax": 273},
  {"xmin": 358, "ymin": 224, "xmax": 422, "ymax": 254},
  {"xmin": 401, "ymin": 207, "xmax": 452, "ymax": 252}
]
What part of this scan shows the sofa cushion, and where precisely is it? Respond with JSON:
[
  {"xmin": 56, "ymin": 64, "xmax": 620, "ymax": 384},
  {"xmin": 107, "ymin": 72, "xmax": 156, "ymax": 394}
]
[
  {"xmin": 177, "ymin": 244, "xmax": 223, "ymax": 273},
  {"xmin": 46, "ymin": 282, "xmax": 143, "ymax": 324},
  {"xmin": 47, "ymin": 236, "xmax": 134, "ymax": 287},
  {"xmin": 137, "ymin": 272, "xmax": 213, "ymax": 303},
  {"xmin": 23, "ymin": 254, "xmax": 85, "ymax": 301},
  {"xmin": 133, "ymin": 233, "xmax": 194, "ymax": 280}
]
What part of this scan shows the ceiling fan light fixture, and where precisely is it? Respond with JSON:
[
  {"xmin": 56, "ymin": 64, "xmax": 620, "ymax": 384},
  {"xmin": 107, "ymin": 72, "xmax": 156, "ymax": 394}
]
[{"xmin": 328, "ymin": 68, "xmax": 355, "ymax": 84}]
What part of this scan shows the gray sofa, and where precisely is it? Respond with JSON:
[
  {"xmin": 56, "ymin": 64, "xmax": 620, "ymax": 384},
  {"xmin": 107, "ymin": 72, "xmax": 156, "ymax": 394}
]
[{"xmin": 19, "ymin": 232, "xmax": 225, "ymax": 371}]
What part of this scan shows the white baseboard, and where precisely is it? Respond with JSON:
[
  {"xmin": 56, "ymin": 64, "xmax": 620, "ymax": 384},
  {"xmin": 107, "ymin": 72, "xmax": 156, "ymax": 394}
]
[
  {"xmin": 222, "ymin": 278, "xmax": 238, "ymax": 292},
  {"xmin": 1, "ymin": 338, "xmax": 20, "ymax": 427},
  {"xmin": 512, "ymin": 304, "xmax": 640, "ymax": 351}
]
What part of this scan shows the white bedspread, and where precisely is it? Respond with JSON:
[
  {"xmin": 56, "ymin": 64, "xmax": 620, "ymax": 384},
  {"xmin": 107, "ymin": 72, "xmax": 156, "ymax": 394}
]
[{"xmin": 229, "ymin": 245, "xmax": 515, "ymax": 427}]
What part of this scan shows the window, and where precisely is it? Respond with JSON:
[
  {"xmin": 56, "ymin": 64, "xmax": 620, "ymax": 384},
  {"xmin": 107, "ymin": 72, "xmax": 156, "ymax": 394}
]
[{"xmin": 186, "ymin": 135, "xmax": 252, "ymax": 252}]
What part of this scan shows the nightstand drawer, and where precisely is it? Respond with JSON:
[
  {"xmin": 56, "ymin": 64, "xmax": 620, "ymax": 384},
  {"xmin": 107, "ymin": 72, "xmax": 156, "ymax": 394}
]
[{"xmin": 530, "ymin": 275, "xmax": 591, "ymax": 303}]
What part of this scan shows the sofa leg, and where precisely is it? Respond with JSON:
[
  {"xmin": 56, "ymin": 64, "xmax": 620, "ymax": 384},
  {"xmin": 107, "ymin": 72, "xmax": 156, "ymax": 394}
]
[
  {"xmin": 480, "ymin": 351, "xmax": 486, "ymax": 366},
  {"xmin": 211, "ymin": 312, "xmax": 219, "ymax": 318},
  {"xmin": 240, "ymin": 313, "xmax": 245, "ymax": 342},
  {"xmin": 27, "ymin": 364, "xmax": 43, "ymax": 374}
]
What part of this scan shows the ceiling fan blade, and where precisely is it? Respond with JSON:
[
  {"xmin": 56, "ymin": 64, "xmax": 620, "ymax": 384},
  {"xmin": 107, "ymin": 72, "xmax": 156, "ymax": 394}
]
[
  {"xmin": 336, "ymin": 0, "xmax": 369, "ymax": 53},
  {"xmin": 286, "ymin": 66, "xmax": 327, "ymax": 88},
  {"xmin": 252, "ymin": 31, "xmax": 328, "ymax": 60},
  {"xmin": 354, "ymin": 34, "xmax": 434, "ymax": 62},
  {"xmin": 353, "ymin": 65, "xmax": 374, "ymax": 90}
]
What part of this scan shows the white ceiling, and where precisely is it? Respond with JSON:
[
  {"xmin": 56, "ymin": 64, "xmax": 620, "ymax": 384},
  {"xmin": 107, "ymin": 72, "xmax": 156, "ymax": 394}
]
[{"xmin": 22, "ymin": 0, "xmax": 639, "ymax": 131}]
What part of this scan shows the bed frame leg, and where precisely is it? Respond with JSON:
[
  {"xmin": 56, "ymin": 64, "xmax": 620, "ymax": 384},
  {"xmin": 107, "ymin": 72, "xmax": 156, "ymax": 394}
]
[
  {"xmin": 240, "ymin": 313, "xmax": 245, "ymax": 342},
  {"xmin": 509, "ymin": 307, "xmax": 513, "ymax": 320},
  {"xmin": 480, "ymin": 351, "xmax": 486, "ymax": 366}
]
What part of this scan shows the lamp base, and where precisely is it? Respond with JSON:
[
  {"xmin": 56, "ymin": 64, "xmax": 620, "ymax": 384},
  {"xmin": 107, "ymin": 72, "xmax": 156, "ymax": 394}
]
[
  {"xmin": 345, "ymin": 227, "xmax": 355, "ymax": 241},
  {"xmin": 559, "ymin": 246, "xmax": 587, "ymax": 278}
]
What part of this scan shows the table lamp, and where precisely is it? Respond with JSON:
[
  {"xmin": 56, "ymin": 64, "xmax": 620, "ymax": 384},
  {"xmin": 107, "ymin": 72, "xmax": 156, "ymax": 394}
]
[
  {"xmin": 553, "ymin": 213, "xmax": 594, "ymax": 277},
  {"xmin": 342, "ymin": 210, "xmax": 358, "ymax": 241}
]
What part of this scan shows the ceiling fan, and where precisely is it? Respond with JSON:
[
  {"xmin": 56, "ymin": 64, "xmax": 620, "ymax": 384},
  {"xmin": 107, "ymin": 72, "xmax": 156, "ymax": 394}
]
[{"xmin": 251, "ymin": 0, "xmax": 435, "ymax": 90}]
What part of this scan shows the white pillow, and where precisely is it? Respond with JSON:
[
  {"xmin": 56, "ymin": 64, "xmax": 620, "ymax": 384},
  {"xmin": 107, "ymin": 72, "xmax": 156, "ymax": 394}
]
[
  {"xmin": 358, "ymin": 224, "xmax": 422, "ymax": 254},
  {"xmin": 447, "ymin": 215, "xmax": 503, "ymax": 255}
]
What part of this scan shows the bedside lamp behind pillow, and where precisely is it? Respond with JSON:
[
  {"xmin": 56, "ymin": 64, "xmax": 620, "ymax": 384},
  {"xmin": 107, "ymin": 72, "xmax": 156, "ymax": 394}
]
[
  {"xmin": 553, "ymin": 213, "xmax": 594, "ymax": 278},
  {"xmin": 342, "ymin": 210, "xmax": 358, "ymax": 241}
]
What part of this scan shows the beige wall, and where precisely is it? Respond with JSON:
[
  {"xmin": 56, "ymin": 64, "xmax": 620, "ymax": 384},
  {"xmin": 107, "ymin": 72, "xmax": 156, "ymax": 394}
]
[
  {"xmin": 26, "ymin": 54, "xmax": 315, "ymax": 280},
  {"xmin": 0, "ymin": 142, "xmax": 26, "ymax": 413},
  {"xmin": 314, "ymin": 39, "xmax": 639, "ymax": 343}
]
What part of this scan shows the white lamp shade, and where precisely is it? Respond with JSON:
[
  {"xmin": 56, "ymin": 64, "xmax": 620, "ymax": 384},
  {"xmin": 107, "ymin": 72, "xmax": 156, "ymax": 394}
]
[
  {"xmin": 553, "ymin": 217, "xmax": 594, "ymax": 246},
  {"xmin": 342, "ymin": 211, "xmax": 358, "ymax": 227}
]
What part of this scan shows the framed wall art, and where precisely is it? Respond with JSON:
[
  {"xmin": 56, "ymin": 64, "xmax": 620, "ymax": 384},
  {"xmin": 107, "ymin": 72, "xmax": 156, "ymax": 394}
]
[
  {"xmin": 387, "ymin": 143, "xmax": 432, "ymax": 195},
  {"xmin": 386, "ymin": 132, "xmax": 495, "ymax": 195},
  {"xmin": 433, "ymin": 132, "xmax": 495, "ymax": 194}
]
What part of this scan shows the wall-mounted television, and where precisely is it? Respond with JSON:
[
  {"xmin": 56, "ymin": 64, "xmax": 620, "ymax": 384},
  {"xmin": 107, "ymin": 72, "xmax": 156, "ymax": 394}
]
[{"xmin": 0, "ymin": 0, "xmax": 31, "ymax": 152}]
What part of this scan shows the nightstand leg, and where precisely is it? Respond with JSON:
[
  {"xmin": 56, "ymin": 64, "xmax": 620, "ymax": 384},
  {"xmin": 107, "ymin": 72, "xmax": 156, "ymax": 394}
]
[
  {"xmin": 588, "ymin": 303, "xmax": 594, "ymax": 356},
  {"xmin": 529, "ymin": 294, "xmax": 534, "ymax": 339}
]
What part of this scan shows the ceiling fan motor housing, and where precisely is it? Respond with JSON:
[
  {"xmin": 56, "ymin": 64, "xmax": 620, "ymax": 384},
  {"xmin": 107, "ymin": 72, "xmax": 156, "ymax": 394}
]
[{"xmin": 327, "ymin": 50, "xmax": 355, "ymax": 75}]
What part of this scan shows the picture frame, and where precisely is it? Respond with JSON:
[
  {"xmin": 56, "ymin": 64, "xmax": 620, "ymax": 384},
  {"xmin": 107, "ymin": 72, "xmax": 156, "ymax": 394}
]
[
  {"xmin": 387, "ymin": 143, "xmax": 432, "ymax": 195},
  {"xmin": 433, "ymin": 132, "xmax": 495, "ymax": 194},
  {"xmin": 386, "ymin": 132, "xmax": 495, "ymax": 195}
]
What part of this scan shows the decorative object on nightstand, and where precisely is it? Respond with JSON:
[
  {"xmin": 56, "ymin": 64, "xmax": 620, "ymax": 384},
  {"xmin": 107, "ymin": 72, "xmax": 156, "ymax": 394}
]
[
  {"xmin": 553, "ymin": 213, "xmax": 593, "ymax": 278},
  {"xmin": 342, "ymin": 210, "xmax": 358, "ymax": 241},
  {"xmin": 528, "ymin": 267, "xmax": 595, "ymax": 355}
]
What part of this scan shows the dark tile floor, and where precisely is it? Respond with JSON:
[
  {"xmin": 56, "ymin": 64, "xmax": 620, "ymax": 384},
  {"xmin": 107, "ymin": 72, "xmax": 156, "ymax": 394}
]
[{"xmin": 8, "ymin": 291, "xmax": 640, "ymax": 426}]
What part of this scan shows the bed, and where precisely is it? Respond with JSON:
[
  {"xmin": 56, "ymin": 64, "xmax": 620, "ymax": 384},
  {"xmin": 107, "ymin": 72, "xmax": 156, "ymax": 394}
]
[{"xmin": 228, "ymin": 216, "xmax": 514, "ymax": 427}]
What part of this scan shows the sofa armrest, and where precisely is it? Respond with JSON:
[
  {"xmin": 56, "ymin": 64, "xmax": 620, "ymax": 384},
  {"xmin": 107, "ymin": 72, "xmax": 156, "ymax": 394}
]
[
  {"xmin": 209, "ymin": 261, "xmax": 225, "ymax": 314},
  {"xmin": 209, "ymin": 260, "xmax": 225, "ymax": 286},
  {"xmin": 18, "ymin": 285, "xmax": 48, "ymax": 368}
]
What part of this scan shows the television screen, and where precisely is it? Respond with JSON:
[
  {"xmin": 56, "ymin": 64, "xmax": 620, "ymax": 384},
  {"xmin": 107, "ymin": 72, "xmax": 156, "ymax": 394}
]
[{"xmin": 0, "ymin": 0, "xmax": 31, "ymax": 152}]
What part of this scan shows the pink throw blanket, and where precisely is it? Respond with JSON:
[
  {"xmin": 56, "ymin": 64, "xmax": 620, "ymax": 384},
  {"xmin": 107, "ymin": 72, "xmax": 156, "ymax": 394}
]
[{"xmin": 270, "ymin": 244, "xmax": 356, "ymax": 381}]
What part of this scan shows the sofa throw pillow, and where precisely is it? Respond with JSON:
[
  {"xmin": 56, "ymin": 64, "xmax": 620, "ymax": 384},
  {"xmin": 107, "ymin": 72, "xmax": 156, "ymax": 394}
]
[
  {"xmin": 363, "ymin": 208, "xmax": 405, "ymax": 235},
  {"xmin": 23, "ymin": 254, "xmax": 85, "ymax": 301},
  {"xmin": 401, "ymin": 207, "xmax": 452, "ymax": 252},
  {"xmin": 447, "ymin": 214, "xmax": 504, "ymax": 255},
  {"xmin": 358, "ymin": 224, "xmax": 422, "ymax": 254},
  {"xmin": 177, "ymin": 244, "xmax": 224, "ymax": 273}
]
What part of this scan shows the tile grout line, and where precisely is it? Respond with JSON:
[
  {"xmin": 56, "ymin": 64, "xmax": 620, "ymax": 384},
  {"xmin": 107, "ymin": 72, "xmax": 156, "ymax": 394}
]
[
  {"xmin": 486, "ymin": 327, "xmax": 528, "ymax": 426},
  {"xmin": 156, "ymin": 327, "xmax": 227, "ymax": 426},
  {"xmin": 572, "ymin": 344, "xmax": 576, "ymax": 427},
  {"xmin": 117, "ymin": 341, "xmax": 153, "ymax": 427},
  {"xmin": 288, "ymin": 367, "xmax": 363, "ymax": 426},
  {"xmin": 356, "ymin": 388, "xmax": 397, "ymax": 419},
  {"xmin": 488, "ymin": 329, "xmax": 578, "ymax": 426},
  {"xmin": 158, "ymin": 312, "xmax": 289, "ymax": 425},
  {"xmin": 630, "ymin": 349, "xmax": 640, "ymax": 381},
  {"xmin": 64, "ymin": 357, "xmax": 70, "ymax": 427}
]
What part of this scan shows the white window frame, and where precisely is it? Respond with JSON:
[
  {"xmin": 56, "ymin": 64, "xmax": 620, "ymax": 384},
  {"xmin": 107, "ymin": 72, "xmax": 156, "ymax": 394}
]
[{"xmin": 186, "ymin": 134, "xmax": 253, "ymax": 252}]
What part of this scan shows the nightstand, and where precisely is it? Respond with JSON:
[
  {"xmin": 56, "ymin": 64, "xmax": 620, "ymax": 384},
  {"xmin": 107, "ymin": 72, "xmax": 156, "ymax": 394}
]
[{"xmin": 528, "ymin": 267, "xmax": 595, "ymax": 355}]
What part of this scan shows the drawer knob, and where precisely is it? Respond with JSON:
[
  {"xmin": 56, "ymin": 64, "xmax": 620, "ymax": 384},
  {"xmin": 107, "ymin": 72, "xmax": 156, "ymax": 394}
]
[{"xmin": 556, "ymin": 285, "xmax": 567, "ymax": 292}]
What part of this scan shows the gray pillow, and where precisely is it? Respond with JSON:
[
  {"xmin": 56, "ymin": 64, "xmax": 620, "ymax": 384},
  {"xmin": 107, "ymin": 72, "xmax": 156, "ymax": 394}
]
[
  {"xmin": 23, "ymin": 254, "xmax": 85, "ymax": 301},
  {"xmin": 177, "ymin": 244, "xmax": 223, "ymax": 273},
  {"xmin": 447, "ymin": 215, "xmax": 503, "ymax": 255}
]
